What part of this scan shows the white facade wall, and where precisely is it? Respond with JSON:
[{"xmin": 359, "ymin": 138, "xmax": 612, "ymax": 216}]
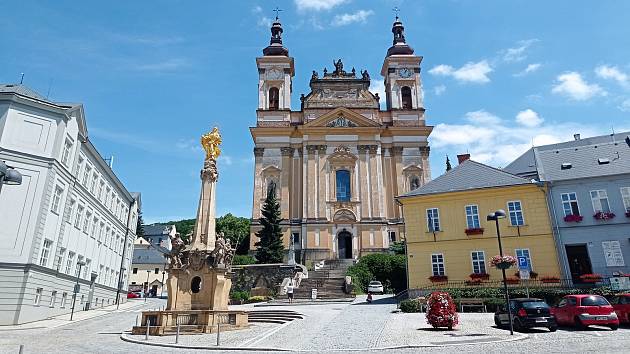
[{"xmin": 0, "ymin": 91, "xmax": 139, "ymax": 325}]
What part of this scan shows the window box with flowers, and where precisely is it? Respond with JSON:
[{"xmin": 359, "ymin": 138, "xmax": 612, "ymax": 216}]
[
  {"xmin": 540, "ymin": 276, "xmax": 560, "ymax": 283},
  {"xmin": 593, "ymin": 212, "xmax": 615, "ymax": 220},
  {"xmin": 469, "ymin": 273, "xmax": 490, "ymax": 280},
  {"xmin": 505, "ymin": 277, "xmax": 520, "ymax": 285},
  {"xmin": 465, "ymin": 278, "xmax": 483, "ymax": 286},
  {"xmin": 563, "ymin": 214, "xmax": 583, "ymax": 223},
  {"xmin": 428, "ymin": 275, "xmax": 448, "ymax": 283},
  {"xmin": 464, "ymin": 228, "xmax": 484, "ymax": 235},
  {"xmin": 515, "ymin": 271, "xmax": 538, "ymax": 279},
  {"xmin": 579, "ymin": 273, "xmax": 603, "ymax": 283},
  {"xmin": 490, "ymin": 255, "xmax": 517, "ymax": 270}
]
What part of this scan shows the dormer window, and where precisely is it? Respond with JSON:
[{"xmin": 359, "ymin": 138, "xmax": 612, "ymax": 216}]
[
  {"xmin": 268, "ymin": 87, "xmax": 279, "ymax": 110},
  {"xmin": 401, "ymin": 86, "xmax": 412, "ymax": 109},
  {"xmin": 561, "ymin": 162, "xmax": 572, "ymax": 170},
  {"xmin": 597, "ymin": 158, "xmax": 610, "ymax": 165}
]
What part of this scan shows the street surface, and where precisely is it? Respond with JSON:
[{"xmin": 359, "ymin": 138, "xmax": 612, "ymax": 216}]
[{"xmin": 0, "ymin": 296, "xmax": 628, "ymax": 353}]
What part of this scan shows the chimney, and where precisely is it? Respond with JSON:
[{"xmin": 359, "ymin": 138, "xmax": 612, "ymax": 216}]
[
  {"xmin": 457, "ymin": 154, "xmax": 471, "ymax": 164},
  {"xmin": 574, "ymin": 133, "xmax": 581, "ymax": 141}
]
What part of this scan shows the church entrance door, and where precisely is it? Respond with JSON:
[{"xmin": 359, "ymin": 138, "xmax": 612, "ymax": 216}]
[{"xmin": 337, "ymin": 231, "xmax": 353, "ymax": 259}]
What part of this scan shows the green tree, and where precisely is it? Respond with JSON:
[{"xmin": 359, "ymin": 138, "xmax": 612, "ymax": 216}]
[
  {"xmin": 136, "ymin": 211, "xmax": 145, "ymax": 238},
  {"xmin": 389, "ymin": 240, "xmax": 406, "ymax": 255},
  {"xmin": 216, "ymin": 213, "xmax": 251, "ymax": 254},
  {"xmin": 254, "ymin": 192, "xmax": 284, "ymax": 264},
  {"xmin": 164, "ymin": 218, "xmax": 196, "ymax": 241}
]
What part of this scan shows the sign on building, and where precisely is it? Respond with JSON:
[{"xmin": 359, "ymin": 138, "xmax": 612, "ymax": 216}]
[
  {"xmin": 610, "ymin": 277, "xmax": 630, "ymax": 291},
  {"xmin": 602, "ymin": 241, "xmax": 625, "ymax": 267}
]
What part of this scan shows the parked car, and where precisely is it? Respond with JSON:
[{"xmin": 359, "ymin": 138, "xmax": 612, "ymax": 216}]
[
  {"xmin": 127, "ymin": 291, "xmax": 141, "ymax": 299},
  {"xmin": 494, "ymin": 298, "xmax": 557, "ymax": 332},
  {"xmin": 553, "ymin": 295, "xmax": 619, "ymax": 330},
  {"xmin": 367, "ymin": 281, "xmax": 384, "ymax": 294},
  {"xmin": 609, "ymin": 293, "xmax": 630, "ymax": 324}
]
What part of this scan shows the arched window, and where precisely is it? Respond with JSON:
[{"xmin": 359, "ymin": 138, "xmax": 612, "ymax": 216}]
[
  {"xmin": 268, "ymin": 87, "xmax": 279, "ymax": 110},
  {"xmin": 409, "ymin": 176, "xmax": 421, "ymax": 191},
  {"xmin": 401, "ymin": 86, "xmax": 412, "ymax": 109},
  {"xmin": 336, "ymin": 170, "xmax": 351, "ymax": 202}
]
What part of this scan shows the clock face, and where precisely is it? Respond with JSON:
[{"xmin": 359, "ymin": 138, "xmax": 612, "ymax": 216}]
[
  {"xmin": 266, "ymin": 68, "xmax": 284, "ymax": 80},
  {"xmin": 399, "ymin": 68, "xmax": 413, "ymax": 78}
]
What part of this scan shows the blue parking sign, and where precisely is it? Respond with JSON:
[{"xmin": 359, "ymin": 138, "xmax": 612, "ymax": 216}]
[{"xmin": 517, "ymin": 256, "xmax": 529, "ymax": 270}]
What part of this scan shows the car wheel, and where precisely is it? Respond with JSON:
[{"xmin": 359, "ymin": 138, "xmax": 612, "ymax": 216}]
[
  {"xmin": 548, "ymin": 326, "xmax": 558, "ymax": 332},
  {"xmin": 609, "ymin": 324, "xmax": 618, "ymax": 331},
  {"xmin": 574, "ymin": 316, "xmax": 586, "ymax": 330},
  {"xmin": 512, "ymin": 318, "xmax": 522, "ymax": 332},
  {"xmin": 494, "ymin": 316, "xmax": 502, "ymax": 327}
]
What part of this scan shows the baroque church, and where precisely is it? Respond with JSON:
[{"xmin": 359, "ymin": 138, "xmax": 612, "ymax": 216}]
[{"xmin": 250, "ymin": 15, "xmax": 432, "ymax": 262}]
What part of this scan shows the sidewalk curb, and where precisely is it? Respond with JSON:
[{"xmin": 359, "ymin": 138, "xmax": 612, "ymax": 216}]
[{"xmin": 120, "ymin": 332, "xmax": 528, "ymax": 351}]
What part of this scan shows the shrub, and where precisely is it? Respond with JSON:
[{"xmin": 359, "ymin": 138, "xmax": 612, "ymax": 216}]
[
  {"xmin": 230, "ymin": 290, "xmax": 250, "ymax": 301},
  {"xmin": 426, "ymin": 292, "xmax": 458, "ymax": 329},
  {"xmin": 399, "ymin": 298, "xmax": 422, "ymax": 313},
  {"xmin": 346, "ymin": 253, "xmax": 407, "ymax": 294},
  {"xmin": 245, "ymin": 296, "xmax": 268, "ymax": 304},
  {"xmin": 233, "ymin": 255, "xmax": 257, "ymax": 265}
]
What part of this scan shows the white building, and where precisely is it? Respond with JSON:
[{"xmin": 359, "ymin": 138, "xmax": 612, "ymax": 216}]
[{"xmin": 0, "ymin": 84, "xmax": 140, "ymax": 325}]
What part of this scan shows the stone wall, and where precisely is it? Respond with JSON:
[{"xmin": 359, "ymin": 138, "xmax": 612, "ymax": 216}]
[{"xmin": 230, "ymin": 264, "xmax": 295, "ymax": 296}]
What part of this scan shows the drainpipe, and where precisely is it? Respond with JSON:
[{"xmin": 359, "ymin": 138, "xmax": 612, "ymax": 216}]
[
  {"xmin": 544, "ymin": 181, "xmax": 572, "ymax": 282},
  {"xmin": 115, "ymin": 197, "xmax": 136, "ymax": 308}
]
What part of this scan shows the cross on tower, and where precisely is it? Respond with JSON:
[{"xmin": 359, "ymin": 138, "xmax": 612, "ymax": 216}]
[
  {"xmin": 392, "ymin": 7, "xmax": 400, "ymax": 20},
  {"xmin": 273, "ymin": 6, "xmax": 283, "ymax": 20}
]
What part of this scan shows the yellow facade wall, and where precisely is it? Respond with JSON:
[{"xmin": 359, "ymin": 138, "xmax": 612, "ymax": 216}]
[{"xmin": 400, "ymin": 184, "xmax": 561, "ymax": 288}]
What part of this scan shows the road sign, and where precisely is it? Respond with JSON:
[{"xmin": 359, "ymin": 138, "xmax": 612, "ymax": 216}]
[
  {"xmin": 517, "ymin": 256, "xmax": 529, "ymax": 270},
  {"xmin": 311, "ymin": 289, "xmax": 317, "ymax": 300},
  {"xmin": 610, "ymin": 276, "xmax": 630, "ymax": 291},
  {"xmin": 519, "ymin": 269, "xmax": 530, "ymax": 280}
]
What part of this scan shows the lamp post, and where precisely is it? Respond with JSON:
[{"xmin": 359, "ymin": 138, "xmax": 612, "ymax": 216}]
[
  {"xmin": 0, "ymin": 161, "xmax": 23, "ymax": 196},
  {"xmin": 160, "ymin": 265, "xmax": 166, "ymax": 298},
  {"xmin": 487, "ymin": 209, "xmax": 514, "ymax": 336},
  {"xmin": 145, "ymin": 270, "xmax": 151, "ymax": 302},
  {"xmin": 70, "ymin": 260, "xmax": 86, "ymax": 321}
]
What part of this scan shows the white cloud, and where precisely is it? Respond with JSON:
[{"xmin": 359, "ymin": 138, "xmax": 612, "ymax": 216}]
[
  {"xmin": 551, "ymin": 72, "xmax": 606, "ymax": 101},
  {"xmin": 514, "ymin": 63, "xmax": 541, "ymax": 77},
  {"xmin": 134, "ymin": 58, "xmax": 189, "ymax": 72},
  {"xmin": 465, "ymin": 110, "xmax": 502, "ymax": 125},
  {"xmin": 503, "ymin": 39, "xmax": 539, "ymax": 62},
  {"xmin": 369, "ymin": 79, "xmax": 385, "ymax": 108},
  {"xmin": 294, "ymin": 0, "xmax": 348, "ymax": 11},
  {"xmin": 429, "ymin": 60, "xmax": 493, "ymax": 84},
  {"xmin": 331, "ymin": 10, "xmax": 373, "ymax": 26},
  {"xmin": 430, "ymin": 110, "xmax": 605, "ymax": 166},
  {"xmin": 619, "ymin": 98, "xmax": 630, "ymax": 112},
  {"xmin": 433, "ymin": 85, "xmax": 446, "ymax": 96},
  {"xmin": 252, "ymin": 5, "xmax": 272, "ymax": 27},
  {"xmin": 595, "ymin": 65, "xmax": 630, "ymax": 87},
  {"xmin": 515, "ymin": 109, "xmax": 544, "ymax": 127}
]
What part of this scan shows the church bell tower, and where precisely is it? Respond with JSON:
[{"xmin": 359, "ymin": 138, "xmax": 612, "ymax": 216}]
[{"xmin": 256, "ymin": 16, "xmax": 295, "ymax": 123}]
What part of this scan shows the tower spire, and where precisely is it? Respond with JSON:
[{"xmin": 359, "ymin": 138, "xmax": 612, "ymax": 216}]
[
  {"xmin": 263, "ymin": 9, "xmax": 289, "ymax": 56},
  {"xmin": 386, "ymin": 10, "xmax": 414, "ymax": 57}
]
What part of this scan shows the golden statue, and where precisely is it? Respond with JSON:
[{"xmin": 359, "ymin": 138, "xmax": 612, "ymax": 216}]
[{"xmin": 201, "ymin": 127, "xmax": 222, "ymax": 160}]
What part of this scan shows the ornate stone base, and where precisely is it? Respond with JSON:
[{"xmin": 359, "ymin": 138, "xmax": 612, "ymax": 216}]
[
  {"xmin": 166, "ymin": 265, "xmax": 231, "ymax": 311},
  {"xmin": 132, "ymin": 310, "xmax": 248, "ymax": 335}
]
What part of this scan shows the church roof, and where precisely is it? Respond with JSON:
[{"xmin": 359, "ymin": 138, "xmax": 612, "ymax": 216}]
[{"xmin": 399, "ymin": 160, "xmax": 532, "ymax": 198}]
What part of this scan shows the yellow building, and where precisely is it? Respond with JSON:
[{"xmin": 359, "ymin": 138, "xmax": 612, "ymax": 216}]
[{"xmin": 397, "ymin": 156, "xmax": 562, "ymax": 289}]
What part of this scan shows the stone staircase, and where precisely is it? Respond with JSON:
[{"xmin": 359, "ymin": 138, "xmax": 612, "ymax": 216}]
[
  {"xmin": 247, "ymin": 310, "xmax": 304, "ymax": 324},
  {"xmin": 293, "ymin": 259, "xmax": 355, "ymax": 299}
]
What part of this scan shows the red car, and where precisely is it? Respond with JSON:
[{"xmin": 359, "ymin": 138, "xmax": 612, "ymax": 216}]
[
  {"xmin": 553, "ymin": 295, "xmax": 619, "ymax": 330},
  {"xmin": 127, "ymin": 291, "xmax": 141, "ymax": 299},
  {"xmin": 609, "ymin": 293, "xmax": 630, "ymax": 324}
]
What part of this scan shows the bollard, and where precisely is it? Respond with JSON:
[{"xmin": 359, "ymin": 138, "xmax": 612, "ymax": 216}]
[
  {"xmin": 136, "ymin": 315, "xmax": 139, "ymax": 327},
  {"xmin": 145, "ymin": 321, "xmax": 150, "ymax": 341},
  {"xmin": 216, "ymin": 318, "xmax": 221, "ymax": 346},
  {"xmin": 18, "ymin": 344, "xmax": 24, "ymax": 354},
  {"xmin": 176, "ymin": 323, "xmax": 180, "ymax": 344}
]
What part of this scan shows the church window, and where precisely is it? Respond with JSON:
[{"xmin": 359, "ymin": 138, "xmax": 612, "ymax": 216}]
[
  {"xmin": 409, "ymin": 176, "xmax": 420, "ymax": 191},
  {"xmin": 401, "ymin": 86, "xmax": 412, "ymax": 109},
  {"xmin": 191, "ymin": 277, "xmax": 202, "ymax": 293},
  {"xmin": 336, "ymin": 170, "xmax": 351, "ymax": 202},
  {"xmin": 268, "ymin": 87, "xmax": 279, "ymax": 110}
]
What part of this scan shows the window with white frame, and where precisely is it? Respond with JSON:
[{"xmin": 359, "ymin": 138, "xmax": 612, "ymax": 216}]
[
  {"xmin": 590, "ymin": 190, "xmax": 611, "ymax": 213},
  {"xmin": 51, "ymin": 186, "xmax": 64, "ymax": 214},
  {"xmin": 61, "ymin": 137, "xmax": 73, "ymax": 166},
  {"xmin": 508, "ymin": 201, "xmax": 525, "ymax": 226},
  {"xmin": 49, "ymin": 290, "xmax": 57, "ymax": 307},
  {"xmin": 84, "ymin": 259, "xmax": 91, "ymax": 279},
  {"xmin": 65, "ymin": 252, "xmax": 75, "ymax": 274},
  {"xmin": 431, "ymin": 254, "xmax": 445, "ymax": 276},
  {"xmin": 91, "ymin": 173, "xmax": 98, "ymax": 194},
  {"xmin": 53, "ymin": 248, "xmax": 66, "ymax": 271},
  {"xmin": 91, "ymin": 217, "xmax": 98, "ymax": 238},
  {"xmin": 98, "ymin": 180, "xmax": 104, "ymax": 200},
  {"xmin": 561, "ymin": 192, "xmax": 580, "ymax": 216},
  {"xmin": 83, "ymin": 210, "xmax": 91, "ymax": 233},
  {"xmin": 34, "ymin": 288, "xmax": 43, "ymax": 305},
  {"xmin": 105, "ymin": 187, "xmax": 111, "ymax": 205},
  {"xmin": 98, "ymin": 265, "xmax": 104, "ymax": 283},
  {"xmin": 74, "ymin": 205, "xmax": 84, "ymax": 229},
  {"xmin": 61, "ymin": 292, "xmax": 67, "ymax": 308},
  {"xmin": 67, "ymin": 198, "xmax": 76, "ymax": 224},
  {"xmin": 465, "ymin": 205, "xmax": 480, "ymax": 229},
  {"xmin": 77, "ymin": 156, "xmax": 85, "ymax": 180},
  {"xmin": 83, "ymin": 166, "xmax": 92, "ymax": 187},
  {"xmin": 621, "ymin": 187, "xmax": 630, "ymax": 212},
  {"xmin": 39, "ymin": 239, "xmax": 53, "ymax": 266},
  {"xmin": 75, "ymin": 255, "xmax": 84, "ymax": 276},
  {"xmin": 515, "ymin": 249, "xmax": 532, "ymax": 271},
  {"xmin": 426, "ymin": 208, "xmax": 441, "ymax": 231},
  {"xmin": 471, "ymin": 251, "xmax": 486, "ymax": 274}
]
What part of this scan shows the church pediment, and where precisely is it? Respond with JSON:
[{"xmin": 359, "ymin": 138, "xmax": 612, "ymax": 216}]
[{"xmin": 304, "ymin": 108, "xmax": 381, "ymax": 128}]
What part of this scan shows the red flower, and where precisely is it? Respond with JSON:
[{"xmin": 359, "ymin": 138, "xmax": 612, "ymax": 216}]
[
  {"xmin": 428, "ymin": 275, "xmax": 448, "ymax": 283},
  {"xmin": 469, "ymin": 273, "xmax": 490, "ymax": 280},
  {"xmin": 563, "ymin": 214, "xmax": 583, "ymax": 222},
  {"xmin": 465, "ymin": 228, "xmax": 484, "ymax": 235},
  {"xmin": 540, "ymin": 276, "xmax": 560, "ymax": 283},
  {"xmin": 594, "ymin": 212, "xmax": 616, "ymax": 220},
  {"xmin": 426, "ymin": 292, "xmax": 458, "ymax": 329}
]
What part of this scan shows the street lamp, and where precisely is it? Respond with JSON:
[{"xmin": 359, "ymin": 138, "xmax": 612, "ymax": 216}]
[
  {"xmin": 70, "ymin": 260, "xmax": 86, "ymax": 321},
  {"xmin": 487, "ymin": 209, "xmax": 514, "ymax": 335},
  {"xmin": 145, "ymin": 270, "xmax": 151, "ymax": 302},
  {"xmin": 0, "ymin": 161, "xmax": 23, "ymax": 195},
  {"xmin": 160, "ymin": 263, "xmax": 166, "ymax": 298}
]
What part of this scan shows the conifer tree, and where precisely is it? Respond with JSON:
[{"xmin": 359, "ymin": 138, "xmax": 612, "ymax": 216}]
[
  {"xmin": 254, "ymin": 191, "xmax": 285, "ymax": 263},
  {"xmin": 446, "ymin": 155, "xmax": 452, "ymax": 172},
  {"xmin": 136, "ymin": 211, "xmax": 145, "ymax": 238}
]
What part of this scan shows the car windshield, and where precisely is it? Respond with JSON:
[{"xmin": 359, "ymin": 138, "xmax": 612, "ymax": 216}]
[
  {"xmin": 521, "ymin": 301, "xmax": 549, "ymax": 309},
  {"xmin": 580, "ymin": 296, "xmax": 609, "ymax": 306},
  {"xmin": 369, "ymin": 281, "xmax": 382, "ymax": 285}
]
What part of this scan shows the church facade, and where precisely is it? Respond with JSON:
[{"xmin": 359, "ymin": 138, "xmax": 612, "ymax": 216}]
[{"xmin": 250, "ymin": 16, "xmax": 433, "ymax": 262}]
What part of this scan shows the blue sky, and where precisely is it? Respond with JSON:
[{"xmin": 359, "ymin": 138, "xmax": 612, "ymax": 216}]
[{"xmin": 2, "ymin": 0, "xmax": 629, "ymax": 223}]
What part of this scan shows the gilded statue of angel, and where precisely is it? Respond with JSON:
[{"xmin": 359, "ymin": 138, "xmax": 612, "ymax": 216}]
[{"xmin": 201, "ymin": 127, "xmax": 222, "ymax": 160}]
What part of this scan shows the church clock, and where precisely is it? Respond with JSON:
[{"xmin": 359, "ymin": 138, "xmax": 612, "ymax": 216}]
[{"xmin": 398, "ymin": 68, "xmax": 413, "ymax": 78}]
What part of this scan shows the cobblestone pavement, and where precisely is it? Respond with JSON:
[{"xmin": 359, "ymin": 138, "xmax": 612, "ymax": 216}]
[{"xmin": 2, "ymin": 296, "xmax": 630, "ymax": 353}]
